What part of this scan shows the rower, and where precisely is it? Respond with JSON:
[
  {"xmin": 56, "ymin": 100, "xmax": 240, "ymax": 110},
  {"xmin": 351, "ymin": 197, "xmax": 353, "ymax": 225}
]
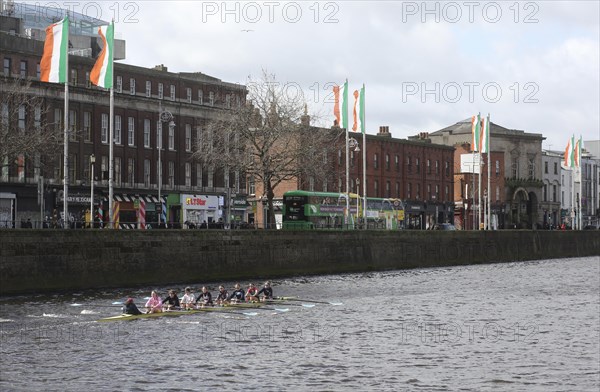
[
  {"xmin": 228, "ymin": 283, "xmax": 246, "ymax": 303},
  {"xmin": 256, "ymin": 281, "xmax": 273, "ymax": 301},
  {"xmin": 215, "ymin": 285, "xmax": 228, "ymax": 305},
  {"xmin": 145, "ymin": 290, "xmax": 163, "ymax": 313},
  {"xmin": 180, "ymin": 287, "xmax": 195, "ymax": 310},
  {"xmin": 162, "ymin": 289, "xmax": 181, "ymax": 310},
  {"xmin": 195, "ymin": 286, "xmax": 213, "ymax": 307},
  {"xmin": 123, "ymin": 298, "xmax": 142, "ymax": 315},
  {"xmin": 246, "ymin": 283, "xmax": 259, "ymax": 302}
]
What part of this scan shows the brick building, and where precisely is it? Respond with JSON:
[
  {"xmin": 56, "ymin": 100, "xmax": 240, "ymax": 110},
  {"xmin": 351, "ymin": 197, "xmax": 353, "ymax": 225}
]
[{"xmin": 1, "ymin": 11, "xmax": 246, "ymax": 228}]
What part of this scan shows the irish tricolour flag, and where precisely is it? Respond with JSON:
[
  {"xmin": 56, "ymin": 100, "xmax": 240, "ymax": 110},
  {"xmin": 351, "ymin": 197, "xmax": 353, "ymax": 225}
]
[
  {"xmin": 333, "ymin": 80, "xmax": 349, "ymax": 129},
  {"xmin": 352, "ymin": 85, "xmax": 365, "ymax": 134},
  {"xmin": 471, "ymin": 113, "xmax": 481, "ymax": 152},
  {"xmin": 90, "ymin": 22, "xmax": 114, "ymax": 89},
  {"xmin": 564, "ymin": 135, "xmax": 575, "ymax": 167},
  {"xmin": 40, "ymin": 16, "xmax": 69, "ymax": 84}
]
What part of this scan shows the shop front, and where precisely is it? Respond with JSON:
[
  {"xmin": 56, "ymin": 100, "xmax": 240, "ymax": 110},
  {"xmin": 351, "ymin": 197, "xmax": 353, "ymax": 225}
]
[
  {"xmin": 404, "ymin": 201, "xmax": 425, "ymax": 229},
  {"xmin": 181, "ymin": 194, "xmax": 219, "ymax": 227}
]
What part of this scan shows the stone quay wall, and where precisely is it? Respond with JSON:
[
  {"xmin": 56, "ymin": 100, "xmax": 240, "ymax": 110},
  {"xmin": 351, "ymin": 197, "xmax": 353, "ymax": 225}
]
[{"xmin": 1, "ymin": 229, "xmax": 598, "ymax": 295}]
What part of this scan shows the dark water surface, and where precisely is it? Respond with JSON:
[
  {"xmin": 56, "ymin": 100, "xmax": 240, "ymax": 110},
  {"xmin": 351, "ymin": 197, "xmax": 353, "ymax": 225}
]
[{"xmin": 1, "ymin": 256, "xmax": 599, "ymax": 391}]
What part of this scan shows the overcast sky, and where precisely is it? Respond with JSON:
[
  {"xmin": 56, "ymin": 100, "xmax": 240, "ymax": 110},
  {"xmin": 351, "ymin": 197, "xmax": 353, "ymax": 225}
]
[{"xmin": 24, "ymin": 0, "xmax": 600, "ymax": 151}]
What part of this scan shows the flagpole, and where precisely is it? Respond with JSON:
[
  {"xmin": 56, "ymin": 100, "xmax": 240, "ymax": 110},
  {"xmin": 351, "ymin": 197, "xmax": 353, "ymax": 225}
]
[
  {"xmin": 477, "ymin": 112, "xmax": 482, "ymax": 230},
  {"xmin": 108, "ymin": 87, "xmax": 114, "ymax": 228},
  {"xmin": 487, "ymin": 113, "xmax": 491, "ymax": 230},
  {"xmin": 362, "ymin": 84, "xmax": 367, "ymax": 227},
  {"xmin": 63, "ymin": 42, "xmax": 69, "ymax": 229},
  {"xmin": 345, "ymin": 123, "xmax": 350, "ymax": 228}
]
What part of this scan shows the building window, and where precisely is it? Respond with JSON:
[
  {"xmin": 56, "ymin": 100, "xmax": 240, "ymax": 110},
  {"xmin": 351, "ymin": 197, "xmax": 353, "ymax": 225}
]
[
  {"xmin": 209, "ymin": 91, "xmax": 214, "ymax": 106},
  {"xmin": 170, "ymin": 84, "xmax": 175, "ymax": 101},
  {"xmin": 544, "ymin": 161, "xmax": 548, "ymax": 174},
  {"xmin": 145, "ymin": 81, "xmax": 151, "ymax": 97},
  {"xmin": 168, "ymin": 161, "xmax": 175, "ymax": 187},
  {"xmin": 427, "ymin": 159, "xmax": 431, "ymax": 174},
  {"xmin": 196, "ymin": 163, "xmax": 202, "ymax": 188},
  {"xmin": 543, "ymin": 184, "xmax": 547, "ymax": 201},
  {"xmin": 385, "ymin": 154, "xmax": 390, "ymax": 170},
  {"xmin": 20, "ymin": 60, "xmax": 27, "ymax": 78},
  {"xmin": 130, "ymin": 78, "xmax": 136, "ymax": 95},
  {"xmin": 396, "ymin": 182, "xmax": 400, "ymax": 197},
  {"xmin": 435, "ymin": 184, "xmax": 439, "ymax": 200},
  {"xmin": 511, "ymin": 156, "xmax": 519, "ymax": 177},
  {"xmin": 416, "ymin": 158, "xmax": 420, "ymax": 173},
  {"xmin": 127, "ymin": 158, "xmax": 135, "ymax": 186},
  {"xmin": 496, "ymin": 160, "xmax": 500, "ymax": 176},
  {"xmin": 17, "ymin": 105, "xmax": 26, "ymax": 130},
  {"xmin": 552, "ymin": 185, "xmax": 557, "ymax": 202},
  {"xmin": 407, "ymin": 183, "xmax": 411, "ymax": 199},
  {"xmin": 158, "ymin": 83, "xmax": 163, "ymax": 99},
  {"xmin": 156, "ymin": 121, "xmax": 162, "ymax": 149},
  {"xmin": 374, "ymin": 180, "xmax": 379, "ymax": 197},
  {"xmin": 128, "ymin": 117, "xmax": 135, "ymax": 146},
  {"xmin": 445, "ymin": 185, "xmax": 449, "ymax": 200},
  {"xmin": 3, "ymin": 58, "xmax": 11, "ymax": 76},
  {"xmin": 36, "ymin": 62, "xmax": 40, "ymax": 79},
  {"xmin": 553, "ymin": 162, "xmax": 558, "ymax": 175},
  {"xmin": 144, "ymin": 159, "xmax": 150, "ymax": 187},
  {"xmin": 445, "ymin": 161, "xmax": 450, "ymax": 176},
  {"xmin": 116, "ymin": 76, "xmax": 122, "ymax": 93},
  {"xmin": 185, "ymin": 124, "xmax": 191, "ymax": 152},
  {"xmin": 53, "ymin": 108, "xmax": 62, "ymax": 132},
  {"xmin": 386, "ymin": 181, "xmax": 391, "ymax": 197},
  {"xmin": 427, "ymin": 184, "xmax": 431, "ymax": 199},
  {"xmin": 416, "ymin": 184, "xmax": 421, "ymax": 200},
  {"xmin": 34, "ymin": 105, "xmax": 41, "ymax": 130},
  {"xmin": 395, "ymin": 155, "xmax": 399, "ymax": 171},
  {"xmin": 185, "ymin": 162, "xmax": 191, "ymax": 187},
  {"xmin": 114, "ymin": 115, "xmax": 122, "ymax": 145},
  {"xmin": 198, "ymin": 90, "xmax": 203, "ymax": 104},
  {"xmin": 436, "ymin": 160, "xmax": 440, "ymax": 174},
  {"xmin": 101, "ymin": 113, "xmax": 108, "ymax": 143},
  {"xmin": 68, "ymin": 110, "xmax": 77, "ymax": 141},
  {"xmin": 187, "ymin": 88, "xmax": 192, "ymax": 103},
  {"xmin": 338, "ymin": 149, "xmax": 342, "ymax": 165},
  {"xmin": 68, "ymin": 153, "xmax": 77, "ymax": 183},
  {"xmin": 350, "ymin": 151, "xmax": 355, "ymax": 167},
  {"xmin": 70, "ymin": 69, "xmax": 77, "ymax": 86},
  {"xmin": 83, "ymin": 111, "xmax": 91, "ymax": 142},
  {"xmin": 144, "ymin": 119, "xmax": 151, "ymax": 148},
  {"xmin": 407, "ymin": 156, "xmax": 412, "ymax": 172},
  {"xmin": 168, "ymin": 125, "xmax": 175, "ymax": 150},
  {"xmin": 528, "ymin": 157, "xmax": 535, "ymax": 179},
  {"xmin": 114, "ymin": 157, "xmax": 121, "ymax": 185}
]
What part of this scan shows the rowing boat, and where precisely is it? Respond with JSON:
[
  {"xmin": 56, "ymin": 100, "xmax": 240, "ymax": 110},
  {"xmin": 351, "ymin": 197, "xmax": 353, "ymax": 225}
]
[{"xmin": 96, "ymin": 302, "xmax": 265, "ymax": 322}]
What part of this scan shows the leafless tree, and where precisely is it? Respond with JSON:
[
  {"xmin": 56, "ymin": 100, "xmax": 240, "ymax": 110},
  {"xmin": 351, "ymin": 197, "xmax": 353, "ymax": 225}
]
[
  {"xmin": 0, "ymin": 76, "xmax": 62, "ymax": 178},
  {"xmin": 192, "ymin": 71, "xmax": 342, "ymax": 227}
]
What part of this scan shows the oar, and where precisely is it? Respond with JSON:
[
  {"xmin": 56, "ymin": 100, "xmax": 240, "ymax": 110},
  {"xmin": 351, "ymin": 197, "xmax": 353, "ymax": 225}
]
[
  {"xmin": 70, "ymin": 303, "xmax": 123, "ymax": 308},
  {"xmin": 274, "ymin": 297, "xmax": 343, "ymax": 305},
  {"xmin": 266, "ymin": 301, "xmax": 314, "ymax": 308}
]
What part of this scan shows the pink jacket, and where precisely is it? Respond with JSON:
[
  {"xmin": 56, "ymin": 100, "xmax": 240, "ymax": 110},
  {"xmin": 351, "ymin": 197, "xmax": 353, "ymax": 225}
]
[{"xmin": 145, "ymin": 295, "xmax": 162, "ymax": 310}]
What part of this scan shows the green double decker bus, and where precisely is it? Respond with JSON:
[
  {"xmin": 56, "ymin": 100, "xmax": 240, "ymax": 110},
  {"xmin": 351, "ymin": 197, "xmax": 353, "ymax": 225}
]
[{"xmin": 282, "ymin": 190, "xmax": 405, "ymax": 230}]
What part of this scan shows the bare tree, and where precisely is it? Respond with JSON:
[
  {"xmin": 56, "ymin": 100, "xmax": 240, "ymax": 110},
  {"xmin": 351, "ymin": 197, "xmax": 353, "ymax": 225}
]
[
  {"xmin": 0, "ymin": 77, "xmax": 62, "ymax": 178},
  {"xmin": 192, "ymin": 71, "xmax": 342, "ymax": 227}
]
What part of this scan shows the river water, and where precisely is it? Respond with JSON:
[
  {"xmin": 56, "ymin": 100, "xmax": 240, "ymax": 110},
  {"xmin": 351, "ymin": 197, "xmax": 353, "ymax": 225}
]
[{"xmin": 1, "ymin": 256, "xmax": 598, "ymax": 391}]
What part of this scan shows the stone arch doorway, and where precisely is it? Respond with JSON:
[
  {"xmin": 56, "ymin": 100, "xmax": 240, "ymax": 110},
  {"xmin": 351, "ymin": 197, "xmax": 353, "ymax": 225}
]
[
  {"xmin": 510, "ymin": 187, "xmax": 529, "ymax": 228},
  {"xmin": 527, "ymin": 191, "xmax": 539, "ymax": 229}
]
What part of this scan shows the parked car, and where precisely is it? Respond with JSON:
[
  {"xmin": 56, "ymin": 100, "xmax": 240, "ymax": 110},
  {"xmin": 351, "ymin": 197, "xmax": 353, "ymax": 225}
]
[{"xmin": 434, "ymin": 223, "xmax": 456, "ymax": 230}]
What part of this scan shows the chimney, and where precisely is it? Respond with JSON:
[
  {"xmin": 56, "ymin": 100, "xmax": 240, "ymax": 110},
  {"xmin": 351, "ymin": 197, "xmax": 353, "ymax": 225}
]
[
  {"xmin": 300, "ymin": 103, "xmax": 310, "ymax": 126},
  {"xmin": 378, "ymin": 126, "xmax": 391, "ymax": 137},
  {"xmin": 153, "ymin": 64, "xmax": 168, "ymax": 72}
]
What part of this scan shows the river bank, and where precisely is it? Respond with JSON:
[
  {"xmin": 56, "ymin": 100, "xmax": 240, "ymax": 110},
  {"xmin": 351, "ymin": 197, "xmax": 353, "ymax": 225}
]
[{"xmin": 1, "ymin": 229, "xmax": 598, "ymax": 295}]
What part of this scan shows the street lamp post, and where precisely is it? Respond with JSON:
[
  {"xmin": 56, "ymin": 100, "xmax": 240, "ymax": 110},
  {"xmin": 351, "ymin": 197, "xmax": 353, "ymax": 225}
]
[
  {"xmin": 89, "ymin": 154, "xmax": 95, "ymax": 228},
  {"xmin": 158, "ymin": 103, "xmax": 174, "ymax": 228},
  {"xmin": 346, "ymin": 136, "xmax": 359, "ymax": 228}
]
